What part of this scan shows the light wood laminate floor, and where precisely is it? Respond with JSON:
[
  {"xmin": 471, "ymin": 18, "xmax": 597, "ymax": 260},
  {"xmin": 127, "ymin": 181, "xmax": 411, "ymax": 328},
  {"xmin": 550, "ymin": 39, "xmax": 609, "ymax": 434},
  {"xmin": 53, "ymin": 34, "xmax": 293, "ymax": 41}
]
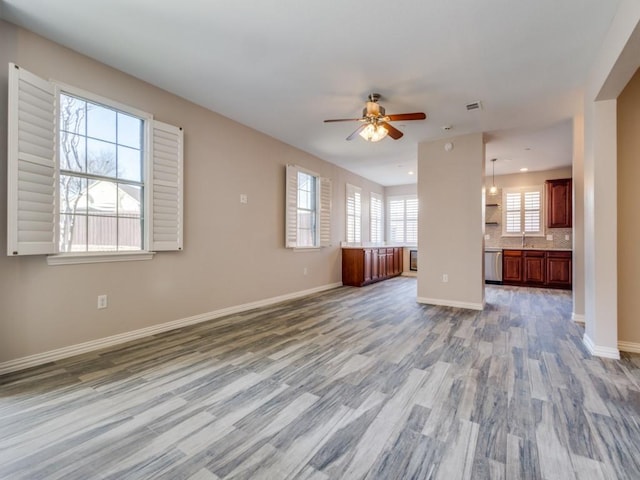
[{"xmin": 1, "ymin": 278, "xmax": 639, "ymax": 479}]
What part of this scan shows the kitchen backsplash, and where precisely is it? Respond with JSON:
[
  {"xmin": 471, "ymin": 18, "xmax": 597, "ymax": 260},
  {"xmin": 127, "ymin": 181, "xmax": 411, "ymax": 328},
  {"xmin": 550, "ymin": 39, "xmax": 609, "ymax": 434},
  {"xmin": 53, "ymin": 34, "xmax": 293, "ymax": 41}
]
[{"xmin": 484, "ymin": 191, "xmax": 573, "ymax": 250}]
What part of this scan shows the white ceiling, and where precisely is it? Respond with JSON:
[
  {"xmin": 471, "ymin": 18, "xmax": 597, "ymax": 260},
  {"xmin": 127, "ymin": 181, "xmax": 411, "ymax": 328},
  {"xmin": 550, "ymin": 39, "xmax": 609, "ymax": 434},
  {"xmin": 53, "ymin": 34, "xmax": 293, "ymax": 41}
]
[{"xmin": 0, "ymin": 0, "xmax": 621, "ymax": 186}]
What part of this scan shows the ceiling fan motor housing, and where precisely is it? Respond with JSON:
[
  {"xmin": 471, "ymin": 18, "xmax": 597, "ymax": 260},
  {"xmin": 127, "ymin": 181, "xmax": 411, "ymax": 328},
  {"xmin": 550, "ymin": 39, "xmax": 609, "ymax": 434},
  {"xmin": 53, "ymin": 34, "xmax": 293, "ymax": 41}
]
[{"xmin": 364, "ymin": 102, "xmax": 385, "ymax": 118}]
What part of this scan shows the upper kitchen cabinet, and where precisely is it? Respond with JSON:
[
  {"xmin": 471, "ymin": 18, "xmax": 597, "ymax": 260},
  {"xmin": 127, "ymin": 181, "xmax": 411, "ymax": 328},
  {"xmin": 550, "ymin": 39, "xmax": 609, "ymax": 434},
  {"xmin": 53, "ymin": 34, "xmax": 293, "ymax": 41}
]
[{"xmin": 546, "ymin": 178, "xmax": 572, "ymax": 228}]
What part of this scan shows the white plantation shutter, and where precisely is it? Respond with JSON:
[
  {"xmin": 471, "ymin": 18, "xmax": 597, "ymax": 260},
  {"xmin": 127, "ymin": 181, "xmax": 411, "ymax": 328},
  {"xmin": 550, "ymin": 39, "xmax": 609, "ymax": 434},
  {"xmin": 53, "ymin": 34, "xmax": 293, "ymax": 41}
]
[
  {"xmin": 405, "ymin": 198, "xmax": 418, "ymax": 244},
  {"xmin": 150, "ymin": 121, "xmax": 183, "ymax": 251},
  {"xmin": 388, "ymin": 195, "xmax": 417, "ymax": 243},
  {"xmin": 319, "ymin": 177, "xmax": 332, "ymax": 247},
  {"xmin": 524, "ymin": 190, "xmax": 541, "ymax": 233},
  {"xmin": 346, "ymin": 184, "xmax": 361, "ymax": 243},
  {"xmin": 285, "ymin": 164, "xmax": 300, "ymax": 248},
  {"xmin": 503, "ymin": 186, "xmax": 543, "ymax": 236},
  {"xmin": 7, "ymin": 63, "xmax": 57, "ymax": 256},
  {"xmin": 504, "ymin": 191, "xmax": 521, "ymax": 234},
  {"xmin": 370, "ymin": 192, "xmax": 383, "ymax": 243}
]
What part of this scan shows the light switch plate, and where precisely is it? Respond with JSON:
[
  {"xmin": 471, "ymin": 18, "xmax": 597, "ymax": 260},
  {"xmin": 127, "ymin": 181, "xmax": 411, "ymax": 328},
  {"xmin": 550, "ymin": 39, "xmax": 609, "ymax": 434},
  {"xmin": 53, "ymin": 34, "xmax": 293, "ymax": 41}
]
[
  {"xmin": 240, "ymin": 194, "xmax": 248, "ymax": 204},
  {"xmin": 484, "ymin": 234, "xmax": 490, "ymax": 240},
  {"xmin": 546, "ymin": 234, "xmax": 553, "ymax": 241}
]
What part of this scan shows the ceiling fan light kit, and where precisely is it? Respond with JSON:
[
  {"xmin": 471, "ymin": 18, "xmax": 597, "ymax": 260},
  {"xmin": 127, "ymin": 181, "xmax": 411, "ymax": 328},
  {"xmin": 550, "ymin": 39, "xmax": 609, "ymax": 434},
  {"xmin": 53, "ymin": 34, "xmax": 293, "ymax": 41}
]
[{"xmin": 324, "ymin": 93, "xmax": 426, "ymax": 142}]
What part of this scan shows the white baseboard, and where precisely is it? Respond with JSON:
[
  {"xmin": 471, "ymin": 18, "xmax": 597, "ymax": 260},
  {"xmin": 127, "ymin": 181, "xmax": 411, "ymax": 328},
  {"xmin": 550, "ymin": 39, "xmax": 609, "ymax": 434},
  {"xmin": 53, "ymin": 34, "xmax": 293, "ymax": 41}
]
[
  {"xmin": 401, "ymin": 272, "xmax": 417, "ymax": 278},
  {"xmin": 583, "ymin": 334, "xmax": 620, "ymax": 359},
  {"xmin": 618, "ymin": 341, "xmax": 640, "ymax": 354},
  {"xmin": 417, "ymin": 297, "xmax": 484, "ymax": 311},
  {"xmin": 0, "ymin": 282, "xmax": 343, "ymax": 376},
  {"xmin": 571, "ymin": 312, "xmax": 585, "ymax": 324}
]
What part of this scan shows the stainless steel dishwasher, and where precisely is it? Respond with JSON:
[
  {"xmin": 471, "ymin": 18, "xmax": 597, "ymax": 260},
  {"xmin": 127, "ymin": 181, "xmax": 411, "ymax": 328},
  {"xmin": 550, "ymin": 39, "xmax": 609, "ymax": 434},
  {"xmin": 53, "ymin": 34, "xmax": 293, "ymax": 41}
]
[{"xmin": 485, "ymin": 249, "xmax": 502, "ymax": 284}]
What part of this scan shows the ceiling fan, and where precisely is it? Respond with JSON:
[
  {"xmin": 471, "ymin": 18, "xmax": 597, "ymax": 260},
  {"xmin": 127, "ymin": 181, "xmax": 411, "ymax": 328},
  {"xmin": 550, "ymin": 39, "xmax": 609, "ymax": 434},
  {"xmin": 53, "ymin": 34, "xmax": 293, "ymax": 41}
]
[{"xmin": 324, "ymin": 93, "xmax": 426, "ymax": 142}]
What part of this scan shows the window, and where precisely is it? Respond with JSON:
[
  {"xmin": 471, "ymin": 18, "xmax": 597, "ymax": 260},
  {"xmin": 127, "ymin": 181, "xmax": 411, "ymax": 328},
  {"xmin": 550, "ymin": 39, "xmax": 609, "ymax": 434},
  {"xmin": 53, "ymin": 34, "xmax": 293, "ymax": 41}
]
[
  {"xmin": 345, "ymin": 184, "xmax": 361, "ymax": 243},
  {"xmin": 502, "ymin": 186, "xmax": 544, "ymax": 236},
  {"xmin": 388, "ymin": 195, "xmax": 418, "ymax": 244},
  {"xmin": 370, "ymin": 192, "xmax": 383, "ymax": 243},
  {"xmin": 285, "ymin": 164, "xmax": 331, "ymax": 248},
  {"xmin": 7, "ymin": 63, "xmax": 183, "ymax": 260},
  {"xmin": 59, "ymin": 92, "xmax": 145, "ymax": 252}
]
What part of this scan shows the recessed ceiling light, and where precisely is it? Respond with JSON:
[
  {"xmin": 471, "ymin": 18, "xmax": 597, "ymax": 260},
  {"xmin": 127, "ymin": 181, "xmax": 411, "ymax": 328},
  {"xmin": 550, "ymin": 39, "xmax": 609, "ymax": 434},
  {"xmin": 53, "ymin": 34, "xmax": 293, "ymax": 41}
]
[
  {"xmin": 408, "ymin": 171, "xmax": 414, "ymax": 175},
  {"xmin": 520, "ymin": 167, "xmax": 529, "ymax": 172}
]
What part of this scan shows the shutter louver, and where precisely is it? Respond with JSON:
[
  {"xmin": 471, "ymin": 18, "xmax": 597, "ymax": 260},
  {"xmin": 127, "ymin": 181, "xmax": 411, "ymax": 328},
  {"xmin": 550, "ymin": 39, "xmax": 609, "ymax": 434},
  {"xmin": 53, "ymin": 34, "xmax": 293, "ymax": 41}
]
[
  {"xmin": 7, "ymin": 63, "xmax": 57, "ymax": 256},
  {"xmin": 319, "ymin": 177, "xmax": 331, "ymax": 247},
  {"xmin": 150, "ymin": 120, "xmax": 183, "ymax": 251},
  {"xmin": 406, "ymin": 198, "xmax": 418, "ymax": 244},
  {"xmin": 346, "ymin": 184, "xmax": 361, "ymax": 243},
  {"xmin": 505, "ymin": 192, "xmax": 522, "ymax": 234},
  {"xmin": 370, "ymin": 193, "xmax": 383, "ymax": 243},
  {"xmin": 285, "ymin": 164, "xmax": 299, "ymax": 248}
]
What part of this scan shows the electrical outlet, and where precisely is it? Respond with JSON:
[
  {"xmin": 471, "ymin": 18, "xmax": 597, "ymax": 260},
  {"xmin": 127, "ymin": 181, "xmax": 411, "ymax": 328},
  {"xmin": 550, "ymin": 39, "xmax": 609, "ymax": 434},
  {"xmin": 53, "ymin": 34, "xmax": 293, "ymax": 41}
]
[
  {"xmin": 97, "ymin": 295, "xmax": 108, "ymax": 309},
  {"xmin": 240, "ymin": 194, "xmax": 248, "ymax": 204},
  {"xmin": 442, "ymin": 274, "xmax": 448, "ymax": 283},
  {"xmin": 565, "ymin": 234, "xmax": 570, "ymax": 241},
  {"xmin": 546, "ymin": 234, "xmax": 553, "ymax": 241},
  {"xmin": 484, "ymin": 234, "xmax": 490, "ymax": 240}
]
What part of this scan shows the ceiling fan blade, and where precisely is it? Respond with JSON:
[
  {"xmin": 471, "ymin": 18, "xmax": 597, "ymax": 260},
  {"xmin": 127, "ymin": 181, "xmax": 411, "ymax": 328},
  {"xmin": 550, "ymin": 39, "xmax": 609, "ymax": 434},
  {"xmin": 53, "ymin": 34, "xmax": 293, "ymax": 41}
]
[
  {"xmin": 381, "ymin": 122, "xmax": 403, "ymax": 140},
  {"xmin": 346, "ymin": 125, "xmax": 366, "ymax": 141},
  {"xmin": 386, "ymin": 112, "xmax": 426, "ymax": 121},
  {"xmin": 324, "ymin": 118, "xmax": 363, "ymax": 123}
]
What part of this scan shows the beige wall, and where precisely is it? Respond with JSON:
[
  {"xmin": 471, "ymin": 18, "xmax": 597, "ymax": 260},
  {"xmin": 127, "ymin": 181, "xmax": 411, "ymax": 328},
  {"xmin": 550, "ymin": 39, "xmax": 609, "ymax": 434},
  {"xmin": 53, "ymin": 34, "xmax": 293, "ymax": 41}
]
[
  {"xmin": 417, "ymin": 133, "xmax": 485, "ymax": 310},
  {"xmin": 0, "ymin": 21, "xmax": 385, "ymax": 364},
  {"xmin": 617, "ymin": 67, "xmax": 640, "ymax": 345}
]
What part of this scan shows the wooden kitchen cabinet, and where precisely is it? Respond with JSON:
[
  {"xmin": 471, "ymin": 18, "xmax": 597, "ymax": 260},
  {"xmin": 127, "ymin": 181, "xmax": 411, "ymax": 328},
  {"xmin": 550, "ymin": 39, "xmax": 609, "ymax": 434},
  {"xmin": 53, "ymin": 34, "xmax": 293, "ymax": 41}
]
[
  {"xmin": 503, "ymin": 250, "xmax": 523, "ymax": 283},
  {"xmin": 546, "ymin": 251, "xmax": 572, "ymax": 288},
  {"xmin": 523, "ymin": 250, "xmax": 546, "ymax": 285},
  {"xmin": 546, "ymin": 178, "xmax": 572, "ymax": 228},
  {"xmin": 342, "ymin": 247, "xmax": 403, "ymax": 287},
  {"xmin": 502, "ymin": 249, "xmax": 571, "ymax": 289}
]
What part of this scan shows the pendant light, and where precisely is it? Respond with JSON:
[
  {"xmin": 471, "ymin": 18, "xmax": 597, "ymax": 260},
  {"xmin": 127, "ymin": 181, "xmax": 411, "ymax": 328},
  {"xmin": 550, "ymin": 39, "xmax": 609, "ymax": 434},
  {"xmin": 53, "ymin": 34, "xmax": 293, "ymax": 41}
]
[{"xmin": 489, "ymin": 158, "xmax": 498, "ymax": 195}]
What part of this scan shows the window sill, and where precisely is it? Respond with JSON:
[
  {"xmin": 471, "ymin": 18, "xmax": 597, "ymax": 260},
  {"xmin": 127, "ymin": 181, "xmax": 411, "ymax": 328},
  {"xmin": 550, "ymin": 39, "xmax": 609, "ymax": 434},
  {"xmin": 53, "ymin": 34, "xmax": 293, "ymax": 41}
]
[
  {"xmin": 292, "ymin": 247, "xmax": 322, "ymax": 252},
  {"xmin": 47, "ymin": 251, "xmax": 155, "ymax": 266}
]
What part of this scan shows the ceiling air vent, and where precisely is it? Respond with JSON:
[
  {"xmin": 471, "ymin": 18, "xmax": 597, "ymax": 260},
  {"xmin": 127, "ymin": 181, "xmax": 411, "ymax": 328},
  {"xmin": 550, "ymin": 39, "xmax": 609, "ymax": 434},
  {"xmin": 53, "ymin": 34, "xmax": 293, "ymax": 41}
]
[{"xmin": 466, "ymin": 101, "xmax": 483, "ymax": 111}]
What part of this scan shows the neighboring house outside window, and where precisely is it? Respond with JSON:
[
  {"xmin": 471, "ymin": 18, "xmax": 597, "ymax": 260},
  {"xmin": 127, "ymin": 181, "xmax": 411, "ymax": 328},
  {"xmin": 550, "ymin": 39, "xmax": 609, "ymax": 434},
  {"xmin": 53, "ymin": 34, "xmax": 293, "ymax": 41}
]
[{"xmin": 388, "ymin": 195, "xmax": 418, "ymax": 244}]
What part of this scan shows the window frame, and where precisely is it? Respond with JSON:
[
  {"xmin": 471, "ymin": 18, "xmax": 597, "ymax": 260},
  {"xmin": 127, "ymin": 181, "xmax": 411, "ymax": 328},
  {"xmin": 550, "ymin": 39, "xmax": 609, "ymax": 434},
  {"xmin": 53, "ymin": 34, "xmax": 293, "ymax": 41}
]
[
  {"xmin": 501, "ymin": 185, "xmax": 545, "ymax": 237},
  {"xmin": 7, "ymin": 63, "xmax": 183, "ymax": 264},
  {"xmin": 55, "ymin": 82, "xmax": 153, "ymax": 255},
  {"xmin": 387, "ymin": 195, "xmax": 418, "ymax": 245},
  {"xmin": 370, "ymin": 192, "xmax": 384, "ymax": 244},
  {"xmin": 345, "ymin": 183, "xmax": 362, "ymax": 243},
  {"xmin": 285, "ymin": 164, "xmax": 331, "ymax": 250}
]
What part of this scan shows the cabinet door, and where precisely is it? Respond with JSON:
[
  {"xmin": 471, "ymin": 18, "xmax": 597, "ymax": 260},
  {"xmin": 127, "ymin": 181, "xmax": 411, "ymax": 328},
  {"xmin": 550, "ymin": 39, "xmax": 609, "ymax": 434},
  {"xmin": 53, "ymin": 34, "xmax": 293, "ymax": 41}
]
[
  {"xmin": 546, "ymin": 252, "xmax": 572, "ymax": 289},
  {"xmin": 503, "ymin": 250, "xmax": 523, "ymax": 283},
  {"xmin": 371, "ymin": 249, "xmax": 379, "ymax": 280},
  {"xmin": 378, "ymin": 248, "xmax": 387, "ymax": 278},
  {"xmin": 546, "ymin": 178, "xmax": 572, "ymax": 228},
  {"xmin": 524, "ymin": 251, "xmax": 546, "ymax": 285},
  {"xmin": 363, "ymin": 249, "xmax": 372, "ymax": 283},
  {"xmin": 393, "ymin": 248, "xmax": 402, "ymax": 275}
]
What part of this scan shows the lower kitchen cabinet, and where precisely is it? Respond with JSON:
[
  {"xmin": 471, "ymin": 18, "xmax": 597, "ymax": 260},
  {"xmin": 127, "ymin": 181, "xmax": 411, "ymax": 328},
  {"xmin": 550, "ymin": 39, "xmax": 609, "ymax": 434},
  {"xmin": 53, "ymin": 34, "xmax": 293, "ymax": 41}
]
[
  {"xmin": 546, "ymin": 251, "xmax": 572, "ymax": 288},
  {"xmin": 502, "ymin": 249, "xmax": 572, "ymax": 290},
  {"xmin": 523, "ymin": 250, "xmax": 546, "ymax": 285},
  {"xmin": 342, "ymin": 247, "xmax": 403, "ymax": 287},
  {"xmin": 503, "ymin": 250, "xmax": 524, "ymax": 283}
]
